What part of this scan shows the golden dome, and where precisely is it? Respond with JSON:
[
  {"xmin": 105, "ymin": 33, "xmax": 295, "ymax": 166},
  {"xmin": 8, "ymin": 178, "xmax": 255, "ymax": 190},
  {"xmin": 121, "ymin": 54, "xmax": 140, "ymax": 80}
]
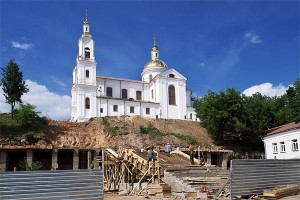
[{"xmin": 144, "ymin": 59, "xmax": 167, "ymax": 69}]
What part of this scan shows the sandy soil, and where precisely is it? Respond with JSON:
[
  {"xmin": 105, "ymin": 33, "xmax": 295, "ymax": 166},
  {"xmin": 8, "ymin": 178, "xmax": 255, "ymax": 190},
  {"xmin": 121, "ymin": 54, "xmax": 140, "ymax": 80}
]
[{"xmin": 42, "ymin": 116, "xmax": 214, "ymax": 150}]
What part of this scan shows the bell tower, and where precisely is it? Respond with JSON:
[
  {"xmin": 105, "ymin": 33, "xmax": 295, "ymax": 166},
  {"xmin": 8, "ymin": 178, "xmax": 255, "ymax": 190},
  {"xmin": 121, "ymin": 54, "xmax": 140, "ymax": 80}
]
[{"xmin": 71, "ymin": 11, "xmax": 97, "ymax": 122}]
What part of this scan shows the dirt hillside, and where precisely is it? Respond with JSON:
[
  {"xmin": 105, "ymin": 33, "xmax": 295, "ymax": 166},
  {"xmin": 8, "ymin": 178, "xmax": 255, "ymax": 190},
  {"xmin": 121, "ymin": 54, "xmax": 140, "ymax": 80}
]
[{"xmin": 42, "ymin": 116, "xmax": 213, "ymax": 149}]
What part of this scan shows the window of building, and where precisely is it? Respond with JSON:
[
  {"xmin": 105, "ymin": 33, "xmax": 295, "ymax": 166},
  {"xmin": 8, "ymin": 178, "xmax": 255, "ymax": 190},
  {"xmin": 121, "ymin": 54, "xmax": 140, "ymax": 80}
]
[
  {"xmin": 272, "ymin": 143, "xmax": 278, "ymax": 154},
  {"xmin": 151, "ymin": 90, "xmax": 154, "ymax": 99},
  {"xmin": 106, "ymin": 87, "xmax": 112, "ymax": 97},
  {"xmin": 169, "ymin": 74, "xmax": 175, "ymax": 78},
  {"xmin": 122, "ymin": 89, "xmax": 128, "ymax": 99},
  {"xmin": 190, "ymin": 113, "xmax": 192, "ymax": 119},
  {"xmin": 113, "ymin": 105, "xmax": 118, "ymax": 112},
  {"xmin": 280, "ymin": 142, "xmax": 286, "ymax": 153},
  {"xmin": 100, "ymin": 108, "xmax": 103, "ymax": 113},
  {"xmin": 292, "ymin": 139, "xmax": 298, "ymax": 151},
  {"xmin": 136, "ymin": 91, "xmax": 142, "ymax": 100},
  {"xmin": 149, "ymin": 74, "xmax": 152, "ymax": 81},
  {"xmin": 168, "ymin": 85, "xmax": 176, "ymax": 105},
  {"xmin": 85, "ymin": 97, "xmax": 90, "ymax": 109},
  {"xmin": 85, "ymin": 47, "xmax": 90, "ymax": 58},
  {"xmin": 130, "ymin": 106, "xmax": 134, "ymax": 113},
  {"xmin": 146, "ymin": 108, "xmax": 150, "ymax": 115},
  {"xmin": 86, "ymin": 70, "xmax": 89, "ymax": 78},
  {"xmin": 86, "ymin": 27, "xmax": 88, "ymax": 32}
]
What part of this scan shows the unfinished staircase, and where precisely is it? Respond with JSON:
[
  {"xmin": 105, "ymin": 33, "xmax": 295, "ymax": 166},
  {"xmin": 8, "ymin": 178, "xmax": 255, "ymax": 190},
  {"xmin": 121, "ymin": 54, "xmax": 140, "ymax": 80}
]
[{"xmin": 163, "ymin": 166, "xmax": 230, "ymax": 198}]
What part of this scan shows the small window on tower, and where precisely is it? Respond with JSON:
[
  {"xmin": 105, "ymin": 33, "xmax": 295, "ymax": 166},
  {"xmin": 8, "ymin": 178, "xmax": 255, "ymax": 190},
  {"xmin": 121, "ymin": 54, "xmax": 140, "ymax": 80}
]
[
  {"xmin": 86, "ymin": 70, "xmax": 89, "ymax": 78},
  {"xmin": 86, "ymin": 27, "xmax": 88, "ymax": 32},
  {"xmin": 169, "ymin": 74, "xmax": 175, "ymax": 78},
  {"xmin": 85, "ymin": 47, "xmax": 90, "ymax": 58},
  {"xmin": 85, "ymin": 97, "xmax": 90, "ymax": 109}
]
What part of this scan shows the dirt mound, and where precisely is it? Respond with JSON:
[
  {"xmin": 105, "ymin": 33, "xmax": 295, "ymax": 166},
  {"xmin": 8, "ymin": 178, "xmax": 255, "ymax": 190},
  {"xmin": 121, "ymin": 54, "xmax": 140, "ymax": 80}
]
[{"xmin": 42, "ymin": 116, "xmax": 213, "ymax": 150}]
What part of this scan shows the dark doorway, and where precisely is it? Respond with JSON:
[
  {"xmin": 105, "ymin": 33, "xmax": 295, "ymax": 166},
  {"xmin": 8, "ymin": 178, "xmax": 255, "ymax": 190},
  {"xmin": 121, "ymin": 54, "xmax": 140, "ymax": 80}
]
[
  {"xmin": 57, "ymin": 150, "xmax": 73, "ymax": 170},
  {"xmin": 7, "ymin": 150, "xmax": 26, "ymax": 171},
  {"xmin": 33, "ymin": 150, "xmax": 52, "ymax": 170},
  {"xmin": 211, "ymin": 153, "xmax": 219, "ymax": 166},
  {"xmin": 79, "ymin": 150, "xmax": 88, "ymax": 169}
]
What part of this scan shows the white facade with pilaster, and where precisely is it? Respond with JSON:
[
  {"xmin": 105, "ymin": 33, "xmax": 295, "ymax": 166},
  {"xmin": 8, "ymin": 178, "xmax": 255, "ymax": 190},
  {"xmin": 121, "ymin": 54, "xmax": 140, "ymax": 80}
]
[{"xmin": 71, "ymin": 17, "xmax": 198, "ymax": 122}]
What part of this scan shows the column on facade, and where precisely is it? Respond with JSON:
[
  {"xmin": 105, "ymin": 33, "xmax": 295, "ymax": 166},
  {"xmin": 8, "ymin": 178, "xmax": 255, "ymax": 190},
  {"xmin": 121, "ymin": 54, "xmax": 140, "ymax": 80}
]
[
  {"xmin": 73, "ymin": 148, "xmax": 79, "ymax": 170},
  {"xmin": 52, "ymin": 149, "xmax": 58, "ymax": 170},
  {"xmin": 26, "ymin": 149, "xmax": 33, "ymax": 168},
  {"xmin": 87, "ymin": 150, "xmax": 92, "ymax": 169},
  {"xmin": 0, "ymin": 150, "xmax": 7, "ymax": 171},
  {"xmin": 206, "ymin": 152, "xmax": 211, "ymax": 166},
  {"xmin": 78, "ymin": 92, "xmax": 84, "ymax": 118},
  {"xmin": 222, "ymin": 152, "xmax": 229, "ymax": 169}
]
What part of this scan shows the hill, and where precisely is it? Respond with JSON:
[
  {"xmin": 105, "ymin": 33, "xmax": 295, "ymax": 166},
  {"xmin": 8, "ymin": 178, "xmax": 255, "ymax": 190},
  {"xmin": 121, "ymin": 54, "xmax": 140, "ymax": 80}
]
[{"xmin": 0, "ymin": 115, "xmax": 213, "ymax": 149}]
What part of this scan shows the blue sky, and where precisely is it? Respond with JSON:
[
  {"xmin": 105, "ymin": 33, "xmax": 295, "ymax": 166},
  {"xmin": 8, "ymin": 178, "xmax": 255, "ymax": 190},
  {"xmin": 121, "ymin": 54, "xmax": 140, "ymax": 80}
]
[{"xmin": 0, "ymin": 0, "xmax": 299, "ymax": 119}]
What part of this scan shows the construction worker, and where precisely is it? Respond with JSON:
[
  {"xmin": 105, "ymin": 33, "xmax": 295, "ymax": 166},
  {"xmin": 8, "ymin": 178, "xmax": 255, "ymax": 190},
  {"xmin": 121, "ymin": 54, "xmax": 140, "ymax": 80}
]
[
  {"xmin": 146, "ymin": 144, "xmax": 155, "ymax": 163},
  {"xmin": 189, "ymin": 144, "xmax": 195, "ymax": 165},
  {"xmin": 165, "ymin": 143, "xmax": 172, "ymax": 155}
]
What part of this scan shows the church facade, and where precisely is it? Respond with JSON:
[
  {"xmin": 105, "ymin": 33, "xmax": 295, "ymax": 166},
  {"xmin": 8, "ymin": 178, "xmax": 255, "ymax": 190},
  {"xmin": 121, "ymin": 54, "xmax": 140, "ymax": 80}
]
[{"xmin": 71, "ymin": 17, "xmax": 198, "ymax": 122}]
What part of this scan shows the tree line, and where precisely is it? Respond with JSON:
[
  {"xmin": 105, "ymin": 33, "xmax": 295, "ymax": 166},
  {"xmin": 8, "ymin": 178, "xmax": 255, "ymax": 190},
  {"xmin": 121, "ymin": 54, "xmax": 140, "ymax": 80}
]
[{"xmin": 194, "ymin": 79, "xmax": 300, "ymax": 147}]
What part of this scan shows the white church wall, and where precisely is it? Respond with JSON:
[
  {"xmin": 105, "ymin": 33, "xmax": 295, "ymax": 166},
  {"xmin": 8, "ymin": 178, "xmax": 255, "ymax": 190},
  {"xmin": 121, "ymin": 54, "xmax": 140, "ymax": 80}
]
[{"xmin": 71, "ymin": 18, "xmax": 198, "ymax": 122}]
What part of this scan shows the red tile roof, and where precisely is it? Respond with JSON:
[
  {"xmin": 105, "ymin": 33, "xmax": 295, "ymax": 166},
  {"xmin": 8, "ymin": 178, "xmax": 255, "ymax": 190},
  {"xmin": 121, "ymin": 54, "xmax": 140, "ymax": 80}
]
[{"xmin": 265, "ymin": 122, "xmax": 300, "ymax": 137}]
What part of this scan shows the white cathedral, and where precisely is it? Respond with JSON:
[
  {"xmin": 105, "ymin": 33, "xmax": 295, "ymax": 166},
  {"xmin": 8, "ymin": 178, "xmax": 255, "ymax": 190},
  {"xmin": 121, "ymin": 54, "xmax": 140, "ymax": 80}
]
[{"xmin": 71, "ymin": 17, "xmax": 198, "ymax": 122}]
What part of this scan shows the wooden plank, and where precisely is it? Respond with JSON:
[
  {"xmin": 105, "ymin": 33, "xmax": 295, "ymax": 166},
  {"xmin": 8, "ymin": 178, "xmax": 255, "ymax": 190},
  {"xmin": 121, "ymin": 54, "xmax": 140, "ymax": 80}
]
[{"xmin": 262, "ymin": 184, "xmax": 299, "ymax": 199}]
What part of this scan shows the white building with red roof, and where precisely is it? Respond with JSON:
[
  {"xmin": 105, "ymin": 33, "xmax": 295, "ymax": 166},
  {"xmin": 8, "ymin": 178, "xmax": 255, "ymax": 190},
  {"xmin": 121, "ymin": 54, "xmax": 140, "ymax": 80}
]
[{"xmin": 263, "ymin": 122, "xmax": 300, "ymax": 159}]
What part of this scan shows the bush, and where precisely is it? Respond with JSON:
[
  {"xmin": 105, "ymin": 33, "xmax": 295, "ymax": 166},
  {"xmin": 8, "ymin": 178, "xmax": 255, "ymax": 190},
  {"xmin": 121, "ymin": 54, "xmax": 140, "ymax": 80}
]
[
  {"xmin": 140, "ymin": 123, "xmax": 196, "ymax": 142},
  {"xmin": 14, "ymin": 103, "xmax": 46, "ymax": 127},
  {"xmin": 19, "ymin": 159, "xmax": 43, "ymax": 171}
]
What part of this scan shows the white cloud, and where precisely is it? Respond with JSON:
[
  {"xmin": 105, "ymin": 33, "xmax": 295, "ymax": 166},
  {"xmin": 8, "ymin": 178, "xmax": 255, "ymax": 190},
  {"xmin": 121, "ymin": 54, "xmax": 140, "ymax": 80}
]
[
  {"xmin": 11, "ymin": 41, "xmax": 33, "ymax": 50},
  {"xmin": 242, "ymin": 82, "xmax": 288, "ymax": 97},
  {"xmin": 198, "ymin": 62, "xmax": 206, "ymax": 68},
  {"xmin": 0, "ymin": 80, "xmax": 71, "ymax": 120},
  {"xmin": 244, "ymin": 32, "xmax": 262, "ymax": 44}
]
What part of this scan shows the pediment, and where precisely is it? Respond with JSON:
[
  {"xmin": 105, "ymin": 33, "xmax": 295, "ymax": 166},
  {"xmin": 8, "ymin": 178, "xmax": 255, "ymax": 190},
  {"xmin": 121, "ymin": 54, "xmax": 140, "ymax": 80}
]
[{"xmin": 159, "ymin": 68, "xmax": 187, "ymax": 80}]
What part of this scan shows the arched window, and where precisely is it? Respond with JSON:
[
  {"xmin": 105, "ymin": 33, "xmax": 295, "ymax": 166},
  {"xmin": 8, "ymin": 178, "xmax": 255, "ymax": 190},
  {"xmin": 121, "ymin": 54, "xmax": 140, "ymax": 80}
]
[
  {"xmin": 85, "ymin": 47, "xmax": 90, "ymax": 58},
  {"xmin": 85, "ymin": 97, "xmax": 90, "ymax": 109},
  {"xmin": 168, "ymin": 85, "xmax": 176, "ymax": 105},
  {"xmin": 149, "ymin": 74, "xmax": 152, "ymax": 81},
  {"xmin": 169, "ymin": 74, "xmax": 175, "ymax": 78},
  {"xmin": 122, "ymin": 89, "xmax": 128, "ymax": 99},
  {"xmin": 151, "ymin": 90, "xmax": 154, "ymax": 99},
  {"xmin": 106, "ymin": 87, "xmax": 112, "ymax": 97},
  {"xmin": 130, "ymin": 106, "xmax": 134, "ymax": 113},
  {"xmin": 136, "ymin": 91, "xmax": 142, "ymax": 100},
  {"xmin": 85, "ymin": 70, "xmax": 89, "ymax": 78}
]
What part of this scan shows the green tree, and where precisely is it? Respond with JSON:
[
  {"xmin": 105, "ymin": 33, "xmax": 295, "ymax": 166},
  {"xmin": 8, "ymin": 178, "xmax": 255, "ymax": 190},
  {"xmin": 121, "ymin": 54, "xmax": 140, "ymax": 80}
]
[
  {"xmin": 242, "ymin": 93, "xmax": 277, "ymax": 142},
  {"xmin": 1, "ymin": 59, "xmax": 29, "ymax": 119},
  {"xmin": 14, "ymin": 103, "xmax": 46, "ymax": 127},
  {"xmin": 194, "ymin": 88, "xmax": 244, "ymax": 142},
  {"xmin": 285, "ymin": 78, "xmax": 300, "ymax": 122}
]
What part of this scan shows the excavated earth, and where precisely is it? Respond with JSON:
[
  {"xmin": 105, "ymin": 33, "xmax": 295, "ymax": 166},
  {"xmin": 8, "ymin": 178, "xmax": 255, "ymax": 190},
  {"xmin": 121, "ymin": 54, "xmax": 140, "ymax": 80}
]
[{"xmin": 41, "ymin": 116, "xmax": 213, "ymax": 149}]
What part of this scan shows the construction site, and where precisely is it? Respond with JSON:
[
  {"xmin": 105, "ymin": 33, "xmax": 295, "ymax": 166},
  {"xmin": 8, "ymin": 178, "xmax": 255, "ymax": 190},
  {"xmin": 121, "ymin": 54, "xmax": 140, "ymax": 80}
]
[{"xmin": 0, "ymin": 116, "xmax": 299, "ymax": 200}]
